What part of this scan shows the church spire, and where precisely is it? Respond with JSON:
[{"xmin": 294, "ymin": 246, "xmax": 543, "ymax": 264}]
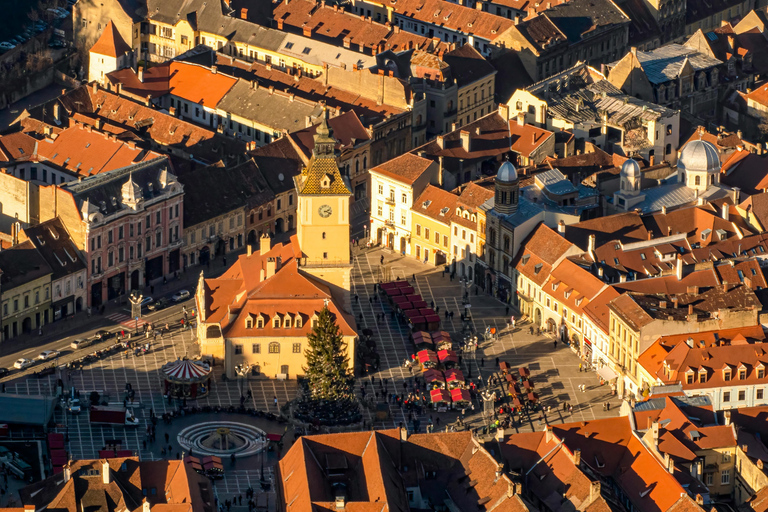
[{"xmin": 312, "ymin": 107, "xmax": 336, "ymax": 158}]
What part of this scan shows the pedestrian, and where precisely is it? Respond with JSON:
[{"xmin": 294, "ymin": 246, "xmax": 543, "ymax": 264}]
[
  {"xmin": 380, "ymin": 255, "xmax": 384, "ymax": 264},
  {"xmin": 412, "ymin": 273, "xmax": 416, "ymax": 281},
  {"xmin": 273, "ymin": 396, "xmax": 278, "ymax": 407},
  {"xmin": 505, "ymin": 305, "xmax": 509, "ymax": 315},
  {"xmin": 481, "ymin": 358, "xmax": 484, "ymax": 367}
]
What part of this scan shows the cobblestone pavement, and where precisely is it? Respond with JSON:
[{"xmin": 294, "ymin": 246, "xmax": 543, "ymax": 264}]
[{"xmin": 350, "ymin": 246, "xmax": 622, "ymax": 435}]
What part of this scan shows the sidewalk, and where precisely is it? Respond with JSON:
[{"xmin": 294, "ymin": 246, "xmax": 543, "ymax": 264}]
[{"xmin": 0, "ymin": 249, "xmax": 243, "ymax": 358}]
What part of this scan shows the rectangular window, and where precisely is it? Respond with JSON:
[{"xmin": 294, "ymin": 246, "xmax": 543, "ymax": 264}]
[
  {"xmin": 739, "ymin": 390, "xmax": 746, "ymax": 401},
  {"xmin": 235, "ymin": 344, "xmax": 243, "ymax": 355},
  {"xmin": 292, "ymin": 343, "xmax": 301, "ymax": 353},
  {"xmin": 146, "ymin": 214, "xmax": 151, "ymax": 228},
  {"xmin": 425, "ymin": 228, "xmax": 430, "ymax": 239},
  {"xmin": 721, "ymin": 470, "xmax": 730, "ymax": 485},
  {"xmin": 252, "ymin": 343, "xmax": 260, "ymax": 354},
  {"xmin": 138, "ymin": 222, "xmax": 142, "ymax": 235},
  {"xmin": 129, "ymin": 224, "xmax": 134, "ymax": 237},
  {"xmin": 156, "ymin": 211, "xmax": 161, "ymax": 224},
  {"xmin": 758, "ymin": 389, "xmax": 764, "ymax": 400},
  {"xmin": 118, "ymin": 226, "xmax": 124, "ymax": 240},
  {"xmin": 416, "ymin": 225, "xmax": 421, "ymax": 236},
  {"xmin": 723, "ymin": 391, "xmax": 731, "ymax": 402},
  {"xmin": 108, "ymin": 230, "xmax": 113, "ymax": 244}
]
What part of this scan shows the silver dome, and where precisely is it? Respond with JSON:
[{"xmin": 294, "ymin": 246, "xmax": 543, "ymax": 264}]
[
  {"xmin": 621, "ymin": 158, "xmax": 641, "ymax": 178},
  {"xmin": 678, "ymin": 139, "xmax": 720, "ymax": 174},
  {"xmin": 497, "ymin": 160, "xmax": 518, "ymax": 183}
]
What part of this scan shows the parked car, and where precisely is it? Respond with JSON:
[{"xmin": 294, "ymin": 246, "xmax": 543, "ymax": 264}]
[
  {"xmin": 147, "ymin": 298, "xmax": 169, "ymax": 311},
  {"xmin": 38, "ymin": 350, "xmax": 60, "ymax": 361},
  {"xmin": 0, "ymin": 42, "xmax": 15, "ymax": 50},
  {"xmin": 140, "ymin": 296, "xmax": 154, "ymax": 308},
  {"xmin": 48, "ymin": 40, "xmax": 66, "ymax": 48},
  {"xmin": 13, "ymin": 359, "xmax": 33, "ymax": 370},
  {"xmin": 67, "ymin": 398, "xmax": 81, "ymax": 414},
  {"xmin": 172, "ymin": 290, "xmax": 191, "ymax": 302},
  {"xmin": 94, "ymin": 330, "xmax": 111, "ymax": 340},
  {"xmin": 70, "ymin": 338, "xmax": 92, "ymax": 350},
  {"xmin": 0, "ymin": 368, "xmax": 9, "ymax": 377}
]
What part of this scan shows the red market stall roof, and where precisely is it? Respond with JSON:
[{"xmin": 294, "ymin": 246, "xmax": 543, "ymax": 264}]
[
  {"xmin": 445, "ymin": 369, "xmax": 464, "ymax": 383},
  {"xmin": 527, "ymin": 392, "xmax": 539, "ymax": 402},
  {"xmin": 411, "ymin": 300, "xmax": 428, "ymax": 309},
  {"xmin": 381, "ymin": 282, "xmax": 397, "ymax": 291},
  {"xmin": 519, "ymin": 367, "xmax": 531, "ymax": 377},
  {"xmin": 430, "ymin": 389, "xmax": 451, "ymax": 403},
  {"xmin": 385, "ymin": 287, "xmax": 403, "ymax": 296},
  {"xmin": 406, "ymin": 294, "xmax": 422, "ymax": 302},
  {"xmin": 499, "ymin": 362, "xmax": 510, "ymax": 371},
  {"xmin": 425, "ymin": 315, "xmax": 441, "ymax": 324},
  {"xmin": 403, "ymin": 309, "xmax": 419, "ymax": 320},
  {"xmin": 99, "ymin": 450, "xmax": 133, "ymax": 458},
  {"xmin": 48, "ymin": 433, "xmax": 65, "ymax": 449},
  {"xmin": 419, "ymin": 308, "xmax": 435, "ymax": 316},
  {"xmin": 424, "ymin": 369, "xmax": 445, "ymax": 382},
  {"xmin": 392, "ymin": 296, "xmax": 410, "ymax": 305},
  {"xmin": 432, "ymin": 331, "xmax": 451, "ymax": 343},
  {"xmin": 400, "ymin": 287, "xmax": 415, "ymax": 295},
  {"xmin": 395, "ymin": 281, "xmax": 411, "ymax": 288},
  {"xmin": 438, "ymin": 349, "xmax": 458, "ymax": 362},
  {"xmin": 410, "ymin": 316, "xmax": 426, "ymax": 325},
  {"xmin": 412, "ymin": 331, "xmax": 432, "ymax": 343},
  {"xmin": 417, "ymin": 350, "xmax": 438, "ymax": 364},
  {"xmin": 450, "ymin": 388, "xmax": 471, "ymax": 403}
]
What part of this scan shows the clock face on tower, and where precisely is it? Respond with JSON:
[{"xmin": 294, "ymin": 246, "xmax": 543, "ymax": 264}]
[{"xmin": 318, "ymin": 204, "xmax": 333, "ymax": 218}]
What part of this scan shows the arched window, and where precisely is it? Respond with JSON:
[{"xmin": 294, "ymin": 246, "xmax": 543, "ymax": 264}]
[
  {"xmin": 710, "ymin": 175, "xmax": 715, "ymax": 185},
  {"xmin": 269, "ymin": 342, "xmax": 280, "ymax": 353},
  {"xmin": 206, "ymin": 325, "xmax": 222, "ymax": 338},
  {"xmin": 363, "ymin": 156, "xmax": 367, "ymax": 169},
  {"xmin": 322, "ymin": 232, "xmax": 326, "ymax": 239},
  {"xmin": 355, "ymin": 160, "xmax": 360, "ymax": 173},
  {"xmin": 695, "ymin": 175, "xmax": 701, "ymax": 186}
]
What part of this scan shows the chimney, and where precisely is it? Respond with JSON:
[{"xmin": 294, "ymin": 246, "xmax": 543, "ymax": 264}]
[
  {"xmin": 731, "ymin": 187, "xmax": 740, "ymax": 204},
  {"xmin": 545, "ymin": 425, "xmax": 554, "ymax": 444},
  {"xmin": 517, "ymin": 112, "xmax": 525, "ymax": 126},
  {"xmin": 649, "ymin": 154, "xmax": 655, "ymax": 166},
  {"xmin": 138, "ymin": 66, "xmax": 144, "ymax": 83},
  {"xmin": 247, "ymin": 244, "xmax": 252, "ymax": 256},
  {"xmin": 573, "ymin": 449, "xmax": 581, "ymax": 466},
  {"xmin": 696, "ymin": 495, "xmax": 704, "ymax": 506},
  {"xmin": 558, "ymin": 220, "xmax": 566, "ymax": 235},
  {"xmin": 211, "ymin": 65, "xmax": 217, "ymax": 74},
  {"xmin": 169, "ymin": 106, "xmax": 176, "ymax": 117},
  {"xmin": 53, "ymin": 103, "xmax": 61, "ymax": 124},
  {"xmin": 23, "ymin": 506, "xmax": 34, "ymax": 512},
  {"xmin": 400, "ymin": 426, "xmax": 408, "ymax": 441},
  {"xmin": 668, "ymin": 458, "xmax": 675, "ymax": 474},
  {"xmin": 630, "ymin": 46, "xmax": 637, "ymax": 56},
  {"xmin": 672, "ymin": 296, "xmax": 679, "ymax": 309},
  {"xmin": 102, "ymin": 460, "xmax": 110, "ymax": 484},
  {"xmin": 724, "ymin": 410, "xmax": 731, "ymax": 425},
  {"xmin": 661, "ymin": 205, "xmax": 667, "ymax": 215},
  {"xmin": 676, "ymin": 254, "xmax": 683, "ymax": 281},
  {"xmin": 652, "ymin": 421, "xmax": 659, "ymax": 449},
  {"xmin": 688, "ymin": 304, "xmax": 694, "ymax": 316},
  {"xmin": 598, "ymin": 267, "xmax": 604, "ymax": 278},
  {"xmin": 588, "ymin": 234, "xmax": 596, "ymax": 254},
  {"xmin": 240, "ymin": 7, "xmax": 248, "ymax": 19},
  {"xmin": 142, "ymin": 499, "xmax": 150, "ymax": 512},
  {"xmin": 460, "ymin": 130, "xmax": 471, "ymax": 152},
  {"xmin": 590, "ymin": 481, "xmax": 601, "ymax": 502},
  {"xmin": 277, "ymin": 19, "xmax": 284, "ymax": 30},
  {"xmin": 498, "ymin": 103, "xmax": 510, "ymax": 121},
  {"xmin": 260, "ymin": 232, "xmax": 272, "ymax": 255},
  {"xmin": 266, "ymin": 257, "xmax": 277, "ymax": 278},
  {"xmin": 95, "ymin": 118, "xmax": 104, "ymax": 131},
  {"xmin": 436, "ymin": 135, "xmax": 444, "ymax": 149},
  {"xmin": 63, "ymin": 463, "xmax": 71, "ymax": 482}
]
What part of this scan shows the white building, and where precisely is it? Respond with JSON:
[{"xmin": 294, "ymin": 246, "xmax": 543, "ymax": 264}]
[{"xmin": 88, "ymin": 21, "xmax": 134, "ymax": 84}]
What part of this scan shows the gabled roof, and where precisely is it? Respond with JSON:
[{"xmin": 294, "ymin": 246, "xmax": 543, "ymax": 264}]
[
  {"xmin": 22, "ymin": 218, "xmax": 86, "ymax": 280},
  {"xmin": 412, "ymin": 185, "xmax": 459, "ymax": 225},
  {"xmin": 370, "ymin": 153, "xmax": 435, "ymax": 185},
  {"xmin": 90, "ymin": 21, "xmax": 132, "ymax": 58}
]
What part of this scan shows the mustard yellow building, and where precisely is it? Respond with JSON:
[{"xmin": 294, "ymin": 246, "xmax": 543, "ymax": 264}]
[
  {"xmin": 195, "ymin": 116, "xmax": 356, "ymax": 379},
  {"xmin": 410, "ymin": 185, "xmax": 456, "ymax": 266}
]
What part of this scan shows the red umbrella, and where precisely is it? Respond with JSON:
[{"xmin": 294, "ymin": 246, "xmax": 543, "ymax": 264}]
[{"xmin": 430, "ymin": 389, "xmax": 451, "ymax": 403}]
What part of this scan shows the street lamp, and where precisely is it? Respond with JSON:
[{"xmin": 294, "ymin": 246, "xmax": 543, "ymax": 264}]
[{"xmin": 129, "ymin": 292, "xmax": 143, "ymax": 335}]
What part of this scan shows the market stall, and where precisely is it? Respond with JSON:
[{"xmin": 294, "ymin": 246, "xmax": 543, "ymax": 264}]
[
  {"xmin": 424, "ymin": 369, "xmax": 446, "ymax": 389},
  {"xmin": 438, "ymin": 349, "xmax": 459, "ymax": 369},
  {"xmin": 430, "ymin": 389, "xmax": 451, "ymax": 412},
  {"xmin": 431, "ymin": 331, "xmax": 452, "ymax": 350},
  {"xmin": 444, "ymin": 369, "xmax": 465, "ymax": 389},
  {"xmin": 417, "ymin": 349, "xmax": 438, "ymax": 368},
  {"xmin": 450, "ymin": 388, "xmax": 471, "ymax": 409}
]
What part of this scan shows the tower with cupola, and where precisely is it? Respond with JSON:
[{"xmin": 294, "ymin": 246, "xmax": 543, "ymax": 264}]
[{"xmin": 294, "ymin": 113, "xmax": 353, "ymax": 312}]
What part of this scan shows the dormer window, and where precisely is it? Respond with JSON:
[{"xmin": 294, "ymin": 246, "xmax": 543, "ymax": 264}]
[
  {"xmin": 273, "ymin": 316, "xmax": 281, "ymax": 328},
  {"xmin": 723, "ymin": 367, "xmax": 732, "ymax": 382},
  {"xmin": 757, "ymin": 363, "xmax": 765, "ymax": 379},
  {"xmin": 295, "ymin": 315, "xmax": 302, "ymax": 328},
  {"xmin": 311, "ymin": 315, "xmax": 319, "ymax": 328},
  {"xmin": 256, "ymin": 317, "xmax": 264, "ymax": 329},
  {"xmin": 245, "ymin": 317, "xmax": 253, "ymax": 329},
  {"xmin": 685, "ymin": 369, "xmax": 694, "ymax": 385},
  {"xmin": 284, "ymin": 316, "xmax": 292, "ymax": 328},
  {"xmin": 739, "ymin": 365, "xmax": 747, "ymax": 380},
  {"xmin": 699, "ymin": 368, "xmax": 707, "ymax": 383},
  {"xmin": 321, "ymin": 175, "xmax": 331, "ymax": 188}
]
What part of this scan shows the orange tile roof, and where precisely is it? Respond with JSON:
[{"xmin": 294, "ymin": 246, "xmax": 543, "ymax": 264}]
[
  {"xmin": 0, "ymin": 131, "xmax": 36, "ymax": 161},
  {"xmin": 545, "ymin": 258, "xmax": 605, "ymax": 314},
  {"xmin": 167, "ymin": 62, "xmax": 237, "ymax": 107},
  {"xmin": 90, "ymin": 21, "xmax": 132, "ymax": 58},
  {"xmin": 412, "ymin": 184, "xmax": 459, "ymax": 225},
  {"xmin": 370, "ymin": 153, "xmax": 434, "ymax": 185},
  {"xmin": 513, "ymin": 223, "xmax": 577, "ymax": 285},
  {"xmin": 392, "ymin": 0, "xmax": 515, "ymax": 41},
  {"xmin": 36, "ymin": 124, "xmax": 163, "ymax": 177}
]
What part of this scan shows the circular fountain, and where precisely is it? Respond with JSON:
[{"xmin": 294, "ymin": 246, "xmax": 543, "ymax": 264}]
[{"xmin": 177, "ymin": 421, "xmax": 268, "ymax": 458}]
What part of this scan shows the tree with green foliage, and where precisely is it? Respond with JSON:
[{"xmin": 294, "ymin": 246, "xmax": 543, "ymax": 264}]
[{"xmin": 303, "ymin": 306, "xmax": 353, "ymax": 400}]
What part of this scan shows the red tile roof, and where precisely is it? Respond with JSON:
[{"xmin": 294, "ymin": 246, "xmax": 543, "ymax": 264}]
[
  {"xmin": 168, "ymin": 62, "xmax": 237, "ymax": 106},
  {"xmin": 90, "ymin": 21, "xmax": 132, "ymax": 58},
  {"xmin": 370, "ymin": 153, "xmax": 435, "ymax": 185},
  {"xmin": 412, "ymin": 185, "xmax": 459, "ymax": 225},
  {"xmin": 392, "ymin": 0, "xmax": 515, "ymax": 41},
  {"xmin": 0, "ymin": 131, "xmax": 36, "ymax": 162}
]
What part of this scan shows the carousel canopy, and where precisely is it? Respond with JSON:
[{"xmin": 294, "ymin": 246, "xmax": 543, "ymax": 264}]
[
  {"xmin": 430, "ymin": 389, "xmax": 451, "ymax": 403},
  {"xmin": 162, "ymin": 359, "xmax": 211, "ymax": 382}
]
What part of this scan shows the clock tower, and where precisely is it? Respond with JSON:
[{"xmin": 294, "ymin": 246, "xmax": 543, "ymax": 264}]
[{"xmin": 295, "ymin": 112, "xmax": 353, "ymax": 312}]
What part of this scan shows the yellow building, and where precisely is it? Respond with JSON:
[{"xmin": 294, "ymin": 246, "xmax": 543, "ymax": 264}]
[
  {"xmin": 0, "ymin": 241, "xmax": 53, "ymax": 341},
  {"xmin": 195, "ymin": 115, "xmax": 356, "ymax": 379},
  {"xmin": 410, "ymin": 185, "xmax": 456, "ymax": 266}
]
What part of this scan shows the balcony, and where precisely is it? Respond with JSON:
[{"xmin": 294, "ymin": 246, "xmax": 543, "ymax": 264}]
[
  {"xmin": 384, "ymin": 219, "xmax": 395, "ymax": 228},
  {"xmin": 385, "ymin": 197, "xmax": 396, "ymax": 206},
  {"xmin": 169, "ymin": 238, "xmax": 184, "ymax": 249}
]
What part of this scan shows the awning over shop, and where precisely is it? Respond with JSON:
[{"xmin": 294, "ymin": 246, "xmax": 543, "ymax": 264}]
[
  {"xmin": 445, "ymin": 369, "xmax": 464, "ymax": 383},
  {"xmin": 597, "ymin": 365, "xmax": 618, "ymax": 381},
  {"xmin": 430, "ymin": 389, "xmax": 451, "ymax": 403},
  {"xmin": 450, "ymin": 388, "xmax": 471, "ymax": 403}
]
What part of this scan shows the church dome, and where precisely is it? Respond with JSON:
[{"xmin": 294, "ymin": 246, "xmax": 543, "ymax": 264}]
[
  {"xmin": 678, "ymin": 139, "xmax": 720, "ymax": 174},
  {"xmin": 621, "ymin": 158, "xmax": 641, "ymax": 178},
  {"xmin": 497, "ymin": 160, "xmax": 518, "ymax": 183}
]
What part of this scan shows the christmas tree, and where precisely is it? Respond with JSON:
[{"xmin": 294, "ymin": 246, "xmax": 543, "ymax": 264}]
[{"xmin": 303, "ymin": 305, "xmax": 354, "ymax": 400}]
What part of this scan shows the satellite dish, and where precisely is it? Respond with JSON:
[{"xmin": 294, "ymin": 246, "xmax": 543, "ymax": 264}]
[{"xmin": 278, "ymin": 173, "xmax": 284, "ymax": 181}]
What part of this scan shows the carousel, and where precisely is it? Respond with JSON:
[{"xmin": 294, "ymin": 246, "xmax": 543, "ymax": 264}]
[{"xmin": 162, "ymin": 358, "xmax": 212, "ymax": 399}]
